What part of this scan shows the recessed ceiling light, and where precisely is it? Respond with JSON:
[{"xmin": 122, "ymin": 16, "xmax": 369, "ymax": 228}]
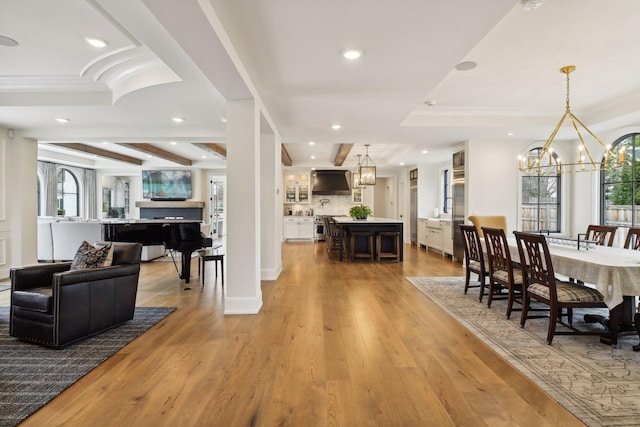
[
  {"xmin": 455, "ymin": 61, "xmax": 477, "ymax": 71},
  {"xmin": 343, "ymin": 49, "xmax": 362, "ymax": 60},
  {"xmin": 421, "ymin": 150, "xmax": 429, "ymax": 154},
  {"xmin": 102, "ymin": 141, "xmax": 109, "ymax": 145},
  {"xmin": 507, "ymin": 132, "xmax": 514, "ymax": 136},
  {"xmin": 220, "ymin": 117, "xmax": 227, "ymax": 123},
  {"xmin": 172, "ymin": 117, "xmax": 185, "ymax": 123},
  {"xmin": 400, "ymin": 162, "xmax": 405, "ymax": 166},
  {"xmin": 202, "ymin": 155, "xmax": 207, "ymax": 159},
  {"xmin": 308, "ymin": 141, "xmax": 315, "ymax": 145},
  {"xmin": 311, "ymin": 155, "xmax": 316, "ymax": 159},
  {"xmin": 170, "ymin": 141, "xmax": 177, "ymax": 145},
  {"xmin": 331, "ymin": 124, "xmax": 341, "ymax": 130},
  {"xmin": 522, "ymin": 0, "xmax": 543, "ymax": 11},
  {"xmin": 85, "ymin": 37, "xmax": 108, "ymax": 48},
  {"xmin": 147, "ymin": 155, "xmax": 153, "ymax": 158},
  {"xmin": 0, "ymin": 35, "xmax": 18, "ymax": 47},
  {"xmin": 55, "ymin": 117, "xmax": 70, "ymax": 123}
]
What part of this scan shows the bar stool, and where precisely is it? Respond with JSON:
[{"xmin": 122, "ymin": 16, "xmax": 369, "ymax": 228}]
[
  {"xmin": 198, "ymin": 249, "xmax": 224, "ymax": 287},
  {"xmin": 350, "ymin": 231, "xmax": 374, "ymax": 261},
  {"xmin": 376, "ymin": 231, "xmax": 400, "ymax": 262}
]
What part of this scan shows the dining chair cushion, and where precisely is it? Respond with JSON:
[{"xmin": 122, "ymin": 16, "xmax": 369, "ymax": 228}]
[
  {"xmin": 493, "ymin": 268, "xmax": 523, "ymax": 285},
  {"xmin": 469, "ymin": 259, "xmax": 490, "ymax": 272},
  {"xmin": 528, "ymin": 281, "xmax": 605, "ymax": 304}
]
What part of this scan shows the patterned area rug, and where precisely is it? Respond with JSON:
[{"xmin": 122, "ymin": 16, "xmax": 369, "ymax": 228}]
[
  {"xmin": 0, "ymin": 306, "xmax": 176, "ymax": 427},
  {"xmin": 406, "ymin": 277, "xmax": 640, "ymax": 427}
]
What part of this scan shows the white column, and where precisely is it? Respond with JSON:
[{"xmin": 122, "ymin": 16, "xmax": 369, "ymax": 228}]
[
  {"xmin": 225, "ymin": 100, "xmax": 263, "ymax": 314},
  {"xmin": 260, "ymin": 123, "xmax": 282, "ymax": 280}
]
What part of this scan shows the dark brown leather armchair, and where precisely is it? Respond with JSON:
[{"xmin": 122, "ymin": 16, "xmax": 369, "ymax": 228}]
[{"xmin": 10, "ymin": 242, "xmax": 142, "ymax": 348}]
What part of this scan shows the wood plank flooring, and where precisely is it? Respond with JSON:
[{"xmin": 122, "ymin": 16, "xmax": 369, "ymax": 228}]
[{"xmin": 0, "ymin": 242, "xmax": 584, "ymax": 426}]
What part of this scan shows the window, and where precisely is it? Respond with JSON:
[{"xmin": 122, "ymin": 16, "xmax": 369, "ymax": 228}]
[
  {"xmin": 520, "ymin": 148, "xmax": 561, "ymax": 232},
  {"xmin": 37, "ymin": 177, "xmax": 41, "ymax": 216},
  {"xmin": 443, "ymin": 169, "xmax": 449, "ymax": 213},
  {"xmin": 57, "ymin": 168, "xmax": 79, "ymax": 216},
  {"xmin": 601, "ymin": 133, "xmax": 640, "ymax": 227}
]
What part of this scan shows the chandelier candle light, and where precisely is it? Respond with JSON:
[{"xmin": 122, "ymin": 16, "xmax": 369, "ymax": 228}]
[
  {"xmin": 358, "ymin": 144, "xmax": 377, "ymax": 185},
  {"xmin": 518, "ymin": 66, "xmax": 625, "ymax": 175},
  {"xmin": 352, "ymin": 154, "xmax": 365, "ymax": 189}
]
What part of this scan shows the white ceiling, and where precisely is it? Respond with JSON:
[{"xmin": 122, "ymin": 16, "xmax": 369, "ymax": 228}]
[{"xmin": 2, "ymin": 0, "xmax": 640, "ymax": 172}]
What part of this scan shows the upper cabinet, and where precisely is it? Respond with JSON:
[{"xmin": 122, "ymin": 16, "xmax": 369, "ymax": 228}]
[{"xmin": 284, "ymin": 173, "xmax": 310, "ymax": 203}]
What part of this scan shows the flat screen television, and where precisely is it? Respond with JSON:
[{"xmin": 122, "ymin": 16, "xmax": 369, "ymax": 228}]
[{"xmin": 142, "ymin": 170, "xmax": 192, "ymax": 200}]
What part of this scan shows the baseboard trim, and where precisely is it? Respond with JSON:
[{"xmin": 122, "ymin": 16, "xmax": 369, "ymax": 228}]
[{"xmin": 224, "ymin": 296, "xmax": 263, "ymax": 315}]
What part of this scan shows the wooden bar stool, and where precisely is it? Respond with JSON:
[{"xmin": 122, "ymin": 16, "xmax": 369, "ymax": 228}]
[
  {"xmin": 376, "ymin": 231, "xmax": 400, "ymax": 262},
  {"xmin": 350, "ymin": 231, "xmax": 374, "ymax": 261},
  {"xmin": 198, "ymin": 248, "xmax": 224, "ymax": 287}
]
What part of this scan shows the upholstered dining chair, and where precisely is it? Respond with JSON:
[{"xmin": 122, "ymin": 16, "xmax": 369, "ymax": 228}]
[
  {"xmin": 624, "ymin": 227, "xmax": 640, "ymax": 250},
  {"xmin": 584, "ymin": 224, "xmax": 617, "ymax": 246},
  {"xmin": 460, "ymin": 224, "xmax": 489, "ymax": 302},
  {"xmin": 482, "ymin": 226, "xmax": 523, "ymax": 317},
  {"xmin": 513, "ymin": 231, "xmax": 608, "ymax": 345},
  {"xmin": 468, "ymin": 215, "xmax": 507, "ymax": 238}
]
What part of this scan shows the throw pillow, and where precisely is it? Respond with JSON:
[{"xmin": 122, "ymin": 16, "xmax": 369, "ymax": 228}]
[{"xmin": 70, "ymin": 241, "xmax": 113, "ymax": 270}]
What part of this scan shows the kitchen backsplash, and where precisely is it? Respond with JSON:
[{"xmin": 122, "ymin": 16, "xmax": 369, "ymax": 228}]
[{"xmin": 284, "ymin": 194, "xmax": 359, "ymax": 216}]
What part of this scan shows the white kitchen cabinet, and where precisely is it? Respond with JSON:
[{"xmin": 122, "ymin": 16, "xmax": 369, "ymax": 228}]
[
  {"xmin": 417, "ymin": 218, "xmax": 429, "ymax": 248},
  {"xmin": 284, "ymin": 173, "xmax": 310, "ymax": 203},
  {"xmin": 442, "ymin": 220, "xmax": 453, "ymax": 256},
  {"xmin": 427, "ymin": 219, "xmax": 443, "ymax": 252},
  {"xmin": 283, "ymin": 217, "xmax": 314, "ymax": 240}
]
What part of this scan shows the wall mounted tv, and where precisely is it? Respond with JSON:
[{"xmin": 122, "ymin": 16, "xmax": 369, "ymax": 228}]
[{"xmin": 142, "ymin": 170, "xmax": 192, "ymax": 201}]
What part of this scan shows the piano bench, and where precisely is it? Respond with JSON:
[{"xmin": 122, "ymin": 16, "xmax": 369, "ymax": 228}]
[{"xmin": 198, "ymin": 250, "xmax": 224, "ymax": 287}]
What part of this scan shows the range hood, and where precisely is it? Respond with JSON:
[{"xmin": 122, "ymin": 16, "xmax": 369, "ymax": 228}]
[{"xmin": 311, "ymin": 170, "xmax": 351, "ymax": 195}]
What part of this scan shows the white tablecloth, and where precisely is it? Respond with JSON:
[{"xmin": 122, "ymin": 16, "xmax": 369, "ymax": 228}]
[{"xmin": 506, "ymin": 237, "xmax": 640, "ymax": 309}]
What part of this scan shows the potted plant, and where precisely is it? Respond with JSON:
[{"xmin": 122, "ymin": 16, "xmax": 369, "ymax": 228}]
[{"xmin": 349, "ymin": 204, "xmax": 372, "ymax": 220}]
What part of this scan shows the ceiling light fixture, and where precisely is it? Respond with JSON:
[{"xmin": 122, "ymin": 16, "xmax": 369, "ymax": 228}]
[
  {"xmin": 343, "ymin": 49, "xmax": 362, "ymax": 60},
  {"xmin": 522, "ymin": 0, "xmax": 543, "ymax": 11},
  {"xmin": 358, "ymin": 144, "xmax": 376, "ymax": 186},
  {"xmin": 454, "ymin": 61, "xmax": 477, "ymax": 71},
  {"xmin": 172, "ymin": 117, "xmax": 185, "ymax": 123},
  {"xmin": 308, "ymin": 141, "xmax": 315, "ymax": 145},
  {"xmin": 331, "ymin": 124, "xmax": 341, "ymax": 130},
  {"xmin": 421, "ymin": 150, "xmax": 429, "ymax": 154},
  {"xmin": 352, "ymin": 155, "xmax": 365, "ymax": 189},
  {"xmin": 0, "ymin": 35, "xmax": 18, "ymax": 47},
  {"xmin": 170, "ymin": 141, "xmax": 177, "ymax": 145},
  {"xmin": 518, "ymin": 66, "xmax": 625, "ymax": 175},
  {"xmin": 55, "ymin": 118, "xmax": 70, "ymax": 123},
  {"xmin": 85, "ymin": 37, "xmax": 108, "ymax": 48}
]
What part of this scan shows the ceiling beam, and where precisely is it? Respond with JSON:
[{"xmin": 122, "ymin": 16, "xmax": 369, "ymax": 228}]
[
  {"xmin": 192, "ymin": 143, "xmax": 227, "ymax": 158},
  {"xmin": 49, "ymin": 143, "xmax": 143, "ymax": 165},
  {"xmin": 281, "ymin": 144, "xmax": 292, "ymax": 166},
  {"xmin": 119, "ymin": 143, "xmax": 192, "ymax": 166},
  {"xmin": 334, "ymin": 143, "xmax": 353, "ymax": 166}
]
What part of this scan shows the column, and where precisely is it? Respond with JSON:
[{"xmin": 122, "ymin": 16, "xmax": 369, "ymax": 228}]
[
  {"xmin": 225, "ymin": 99, "xmax": 263, "ymax": 314},
  {"xmin": 260, "ymin": 119, "xmax": 282, "ymax": 280}
]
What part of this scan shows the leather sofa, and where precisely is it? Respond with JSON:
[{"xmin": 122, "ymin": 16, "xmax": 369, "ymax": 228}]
[{"xmin": 10, "ymin": 242, "xmax": 143, "ymax": 348}]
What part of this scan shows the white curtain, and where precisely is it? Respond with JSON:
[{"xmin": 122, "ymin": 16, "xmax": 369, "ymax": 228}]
[
  {"xmin": 84, "ymin": 169, "xmax": 97, "ymax": 219},
  {"xmin": 43, "ymin": 162, "xmax": 57, "ymax": 216}
]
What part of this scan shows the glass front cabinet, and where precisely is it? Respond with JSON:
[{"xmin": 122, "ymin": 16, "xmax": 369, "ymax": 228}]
[{"xmin": 284, "ymin": 173, "xmax": 310, "ymax": 203}]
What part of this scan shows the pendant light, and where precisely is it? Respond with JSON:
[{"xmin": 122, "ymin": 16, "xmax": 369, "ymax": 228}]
[{"xmin": 359, "ymin": 144, "xmax": 376, "ymax": 185}]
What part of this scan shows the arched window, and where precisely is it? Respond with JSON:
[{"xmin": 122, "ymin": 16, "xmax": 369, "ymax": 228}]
[
  {"xmin": 601, "ymin": 133, "xmax": 640, "ymax": 227},
  {"xmin": 57, "ymin": 168, "xmax": 79, "ymax": 216},
  {"xmin": 520, "ymin": 147, "xmax": 561, "ymax": 232}
]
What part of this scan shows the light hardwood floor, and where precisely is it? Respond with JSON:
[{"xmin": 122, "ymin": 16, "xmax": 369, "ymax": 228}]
[{"xmin": 0, "ymin": 242, "xmax": 584, "ymax": 426}]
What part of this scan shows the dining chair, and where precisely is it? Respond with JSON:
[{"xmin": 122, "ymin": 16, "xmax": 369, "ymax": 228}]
[
  {"xmin": 323, "ymin": 216, "xmax": 341, "ymax": 253},
  {"xmin": 623, "ymin": 227, "xmax": 640, "ymax": 250},
  {"xmin": 468, "ymin": 215, "xmax": 507, "ymax": 238},
  {"xmin": 482, "ymin": 226, "xmax": 523, "ymax": 317},
  {"xmin": 460, "ymin": 224, "xmax": 489, "ymax": 301},
  {"xmin": 584, "ymin": 224, "xmax": 617, "ymax": 246},
  {"xmin": 513, "ymin": 231, "xmax": 608, "ymax": 345}
]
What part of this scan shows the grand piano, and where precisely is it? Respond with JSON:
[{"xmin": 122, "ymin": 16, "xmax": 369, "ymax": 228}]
[{"xmin": 102, "ymin": 220, "xmax": 212, "ymax": 288}]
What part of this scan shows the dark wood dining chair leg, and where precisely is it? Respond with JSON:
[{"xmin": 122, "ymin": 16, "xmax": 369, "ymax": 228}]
[{"xmin": 634, "ymin": 312, "xmax": 640, "ymax": 351}]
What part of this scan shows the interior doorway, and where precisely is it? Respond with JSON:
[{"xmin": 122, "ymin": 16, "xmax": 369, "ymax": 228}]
[{"xmin": 209, "ymin": 176, "xmax": 226, "ymax": 240}]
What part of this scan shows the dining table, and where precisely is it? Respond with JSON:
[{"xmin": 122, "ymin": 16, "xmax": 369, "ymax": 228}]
[
  {"xmin": 332, "ymin": 216, "xmax": 404, "ymax": 262},
  {"xmin": 504, "ymin": 235, "xmax": 640, "ymax": 346}
]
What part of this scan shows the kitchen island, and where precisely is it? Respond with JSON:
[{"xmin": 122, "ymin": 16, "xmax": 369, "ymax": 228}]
[{"xmin": 332, "ymin": 216, "xmax": 404, "ymax": 261}]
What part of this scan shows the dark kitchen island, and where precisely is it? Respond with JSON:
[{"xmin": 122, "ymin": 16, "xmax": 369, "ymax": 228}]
[{"xmin": 332, "ymin": 216, "xmax": 404, "ymax": 262}]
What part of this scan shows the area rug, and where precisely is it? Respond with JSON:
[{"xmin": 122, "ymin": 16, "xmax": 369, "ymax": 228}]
[
  {"xmin": 0, "ymin": 306, "xmax": 176, "ymax": 427},
  {"xmin": 405, "ymin": 277, "xmax": 640, "ymax": 427}
]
